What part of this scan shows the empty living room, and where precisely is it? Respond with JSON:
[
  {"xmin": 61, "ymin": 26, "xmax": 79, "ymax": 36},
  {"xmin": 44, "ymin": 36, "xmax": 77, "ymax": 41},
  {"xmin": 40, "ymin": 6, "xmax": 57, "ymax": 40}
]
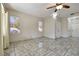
[{"xmin": 0, "ymin": 2, "xmax": 79, "ymax": 56}]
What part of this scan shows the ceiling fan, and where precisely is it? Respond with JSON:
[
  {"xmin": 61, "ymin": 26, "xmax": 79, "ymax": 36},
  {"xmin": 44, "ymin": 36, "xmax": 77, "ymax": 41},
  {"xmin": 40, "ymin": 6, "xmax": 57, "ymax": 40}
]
[
  {"xmin": 70, "ymin": 12, "xmax": 79, "ymax": 15},
  {"xmin": 46, "ymin": 3, "xmax": 70, "ymax": 12}
]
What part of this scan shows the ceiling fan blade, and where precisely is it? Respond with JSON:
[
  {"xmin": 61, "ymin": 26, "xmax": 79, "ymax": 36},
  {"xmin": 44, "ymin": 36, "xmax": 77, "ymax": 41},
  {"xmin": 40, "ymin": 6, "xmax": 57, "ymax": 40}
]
[
  {"xmin": 63, "ymin": 5, "xmax": 70, "ymax": 8},
  {"xmin": 47, "ymin": 5, "xmax": 56, "ymax": 9},
  {"xmin": 70, "ymin": 13, "xmax": 74, "ymax": 15},
  {"xmin": 70, "ymin": 12, "xmax": 79, "ymax": 15},
  {"xmin": 56, "ymin": 3, "xmax": 63, "ymax": 6},
  {"xmin": 54, "ymin": 9, "xmax": 57, "ymax": 12}
]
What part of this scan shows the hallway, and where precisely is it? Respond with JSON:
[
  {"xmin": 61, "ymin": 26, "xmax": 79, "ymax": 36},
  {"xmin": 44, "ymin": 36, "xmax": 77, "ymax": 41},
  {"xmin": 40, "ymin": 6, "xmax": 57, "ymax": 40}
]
[{"xmin": 4, "ymin": 37, "xmax": 79, "ymax": 56}]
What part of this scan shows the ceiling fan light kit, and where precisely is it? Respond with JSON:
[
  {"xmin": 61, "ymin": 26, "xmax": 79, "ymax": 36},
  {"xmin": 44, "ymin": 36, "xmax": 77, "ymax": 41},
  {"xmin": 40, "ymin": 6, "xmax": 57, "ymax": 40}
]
[
  {"xmin": 56, "ymin": 5, "xmax": 63, "ymax": 10},
  {"xmin": 46, "ymin": 3, "xmax": 70, "ymax": 18},
  {"xmin": 47, "ymin": 3, "xmax": 70, "ymax": 12},
  {"xmin": 52, "ymin": 12, "xmax": 58, "ymax": 19}
]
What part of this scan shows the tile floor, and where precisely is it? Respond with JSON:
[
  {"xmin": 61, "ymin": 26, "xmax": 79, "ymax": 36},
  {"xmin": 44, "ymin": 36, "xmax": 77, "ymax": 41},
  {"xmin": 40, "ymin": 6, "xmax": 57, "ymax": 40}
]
[{"xmin": 4, "ymin": 37, "xmax": 79, "ymax": 56}]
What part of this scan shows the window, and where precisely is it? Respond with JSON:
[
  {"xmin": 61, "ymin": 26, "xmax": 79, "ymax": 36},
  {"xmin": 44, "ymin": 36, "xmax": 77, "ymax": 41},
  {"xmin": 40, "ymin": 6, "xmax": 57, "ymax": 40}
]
[
  {"xmin": 10, "ymin": 16, "xmax": 20, "ymax": 33},
  {"xmin": 38, "ymin": 21, "xmax": 43, "ymax": 32}
]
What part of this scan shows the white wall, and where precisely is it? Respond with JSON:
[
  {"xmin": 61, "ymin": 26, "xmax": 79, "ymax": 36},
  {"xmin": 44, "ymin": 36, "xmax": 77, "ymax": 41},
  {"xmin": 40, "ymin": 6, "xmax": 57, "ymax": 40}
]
[
  {"xmin": 61, "ymin": 18, "xmax": 70, "ymax": 38},
  {"xmin": 55, "ymin": 17, "xmax": 62, "ymax": 38},
  {"xmin": 43, "ymin": 16, "xmax": 62, "ymax": 39},
  {"xmin": 7, "ymin": 9, "xmax": 71, "ymax": 42},
  {"xmin": 43, "ymin": 17, "xmax": 55, "ymax": 39},
  {"xmin": 8, "ymin": 10, "xmax": 43, "ymax": 42},
  {"xmin": 43, "ymin": 16, "xmax": 70, "ymax": 39}
]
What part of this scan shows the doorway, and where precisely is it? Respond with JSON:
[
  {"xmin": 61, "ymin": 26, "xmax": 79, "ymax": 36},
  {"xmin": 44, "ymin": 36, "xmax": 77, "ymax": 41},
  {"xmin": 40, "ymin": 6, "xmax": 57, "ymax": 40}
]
[{"xmin": 68, "ymin": 16, "xmax": 79, "ymax": 37}]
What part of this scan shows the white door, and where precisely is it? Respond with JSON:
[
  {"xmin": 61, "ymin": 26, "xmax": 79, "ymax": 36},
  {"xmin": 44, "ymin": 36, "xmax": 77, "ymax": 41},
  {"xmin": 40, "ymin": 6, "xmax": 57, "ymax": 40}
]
[
  {"xmin": 4, "ymin": 12, "xmax": 9, "ymax": 48},
  {"xmin": 68, "ymin": 16, "xmax": 79, "ymax": 37},
  {"xmin": 0, "ymin": 3, "xmax": 4, "ymax": 56}
]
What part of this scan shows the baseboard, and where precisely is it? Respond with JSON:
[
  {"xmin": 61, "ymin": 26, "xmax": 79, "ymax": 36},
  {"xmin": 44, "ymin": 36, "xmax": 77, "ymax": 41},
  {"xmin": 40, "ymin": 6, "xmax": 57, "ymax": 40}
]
[
  {"xmin": 10, "ymin": 36, "xmax": 72, "ymax": 43},
  {"xmin": 10, "ymin": 36, "xmax": 44, "ymax": 43}
]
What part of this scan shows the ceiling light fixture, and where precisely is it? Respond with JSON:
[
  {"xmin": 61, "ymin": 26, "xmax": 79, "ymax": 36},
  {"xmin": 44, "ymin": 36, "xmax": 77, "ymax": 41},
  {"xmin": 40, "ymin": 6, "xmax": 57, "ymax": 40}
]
[
  {"xmin": 56, "ymin": 5, "xmax": 63, "ymax": 10},
  {"xmin": 52, "ymin": 12, "xmax": 57, "ymax": 19}
]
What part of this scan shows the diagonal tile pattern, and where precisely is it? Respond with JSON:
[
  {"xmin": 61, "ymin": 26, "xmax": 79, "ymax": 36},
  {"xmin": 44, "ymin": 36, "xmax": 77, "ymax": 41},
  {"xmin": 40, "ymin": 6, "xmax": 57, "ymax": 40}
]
[{"xmin": 4, "ymin": 37, "xmax": 79, "ymax": 56}]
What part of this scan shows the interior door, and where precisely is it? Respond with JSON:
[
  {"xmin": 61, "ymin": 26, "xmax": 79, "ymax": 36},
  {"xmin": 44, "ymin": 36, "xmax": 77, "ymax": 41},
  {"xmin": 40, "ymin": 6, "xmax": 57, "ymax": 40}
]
[
  {"xmin": 0, "ymin": 3, "xmax": 4, "ymax": 56},
  {"xmin": 72, "ymin": 17, "xmax": 79, "ymax": 37},
  {"xmin": 4, "ymin": 12, "xmax": 9, "ymax": 48},
  {"xmin": 68, "ymin": 16, "xmax": 79, "ymax": 37}
]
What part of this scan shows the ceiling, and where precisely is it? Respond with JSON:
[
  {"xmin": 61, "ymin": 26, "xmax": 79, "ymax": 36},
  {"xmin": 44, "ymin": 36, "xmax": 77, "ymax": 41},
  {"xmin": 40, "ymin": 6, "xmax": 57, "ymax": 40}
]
[{"xmin": 5, "ymin": 3, "xmax": 79, "ymax": 18}]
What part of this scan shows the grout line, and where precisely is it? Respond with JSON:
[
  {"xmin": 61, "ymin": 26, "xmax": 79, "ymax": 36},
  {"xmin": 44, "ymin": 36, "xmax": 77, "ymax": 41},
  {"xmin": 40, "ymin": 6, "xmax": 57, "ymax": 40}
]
[
  {"xmin": 63, "ymin": 44, "xmax": 72, "ymax": 56},
  {"xmin": 63, "ymin": 37, "xmax": 74, "ymax": 56},
  {"xmin": 13, "ymin": 42, "xmax": 16, "ymax": 56},
  {"xmin": 7, "ymin": 37, "xmax": 74, "ymax": 56},
  {"xmin": 63, "ymin": 47, "xmax": 70, "ymax": 56}
]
